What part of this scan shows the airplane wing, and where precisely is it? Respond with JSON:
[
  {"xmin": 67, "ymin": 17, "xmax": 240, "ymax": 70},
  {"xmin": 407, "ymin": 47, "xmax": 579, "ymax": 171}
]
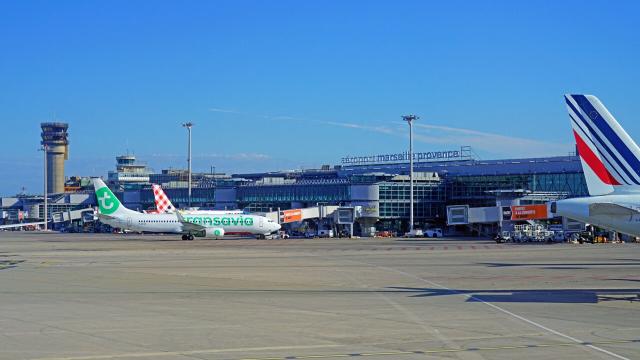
[
  {"xmin": 96, "ymin": 213, "xmax": 117, "ymax": 221},
  {"xmin": 589, "ymin": 203, "xmax": 640, "ymax": 217},
  {"xmin": 0, "ymin": 222, "xmax": 46, "ymax": 229},
  {"xmin": 176, "ymin": 211, "xmax": 204, "ymax": 233}
]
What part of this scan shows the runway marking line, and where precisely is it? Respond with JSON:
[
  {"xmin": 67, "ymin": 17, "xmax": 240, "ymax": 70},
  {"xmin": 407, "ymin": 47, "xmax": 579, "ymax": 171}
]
[
  {"xmin": 31, "ymin": 338, "xmax": 640, "ymax": 360},
  {"xmin": 237, "ymin": 339, "xmax": 639, "ymax": 360},
  {"xmin": 372, "ymin": 265, "xmax": 635, "ymax": 360}
]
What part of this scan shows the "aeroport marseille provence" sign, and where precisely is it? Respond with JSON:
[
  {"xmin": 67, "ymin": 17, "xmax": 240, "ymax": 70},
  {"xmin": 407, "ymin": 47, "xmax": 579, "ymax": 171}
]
[{"xmin": 341, "ymin": 147, "xmax": 470, "ymax": 165}]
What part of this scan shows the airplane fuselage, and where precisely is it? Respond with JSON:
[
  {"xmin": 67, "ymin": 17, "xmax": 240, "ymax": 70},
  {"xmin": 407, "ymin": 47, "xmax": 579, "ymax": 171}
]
[
  {"xmin": 554, "ymin": 194, "xmax": 640, "ymax": 237},
  {"xmin": 99, "ymin": 212, "xmax": 279, "ymax": 236}
]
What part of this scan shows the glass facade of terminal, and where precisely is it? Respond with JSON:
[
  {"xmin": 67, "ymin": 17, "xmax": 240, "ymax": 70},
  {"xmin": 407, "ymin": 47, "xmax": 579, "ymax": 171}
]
[
  {"xmin": 237, "ymin": 181, "xmax": 350, "ymax": 212},
  {"xmin": 379, "ymin": 182, "xmax": 446, "ymax": 219},
  {"xmin": 447, "ymin": 172, "xmax": 588, "ymax": 207}
]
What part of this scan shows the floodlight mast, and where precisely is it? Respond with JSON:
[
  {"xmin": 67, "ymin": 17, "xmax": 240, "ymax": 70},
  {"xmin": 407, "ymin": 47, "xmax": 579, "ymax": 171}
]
[
  {"xmin": 182, "ymin": 122, "xmax": 194, "ymax": 207},
  {"xmin": 402, "ymin": 115, "xmax": 419, "ymax": 234}
]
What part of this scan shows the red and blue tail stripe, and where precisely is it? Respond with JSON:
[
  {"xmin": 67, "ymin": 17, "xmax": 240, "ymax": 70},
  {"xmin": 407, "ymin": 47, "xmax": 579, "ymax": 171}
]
[
  {"xmin": 571, "ymin": 95, "xmax": 640, "ymax": 179},
  {"xmin": 572, "ymin": 130, "xmax": 620, "ymax": 185},
  {"xmin": 565, "ymin": 94, "xmax": 640, "ymax": 187},
  {"xmin": 567, "ymin": 103, "xmax": 632, "ymax": 185}
]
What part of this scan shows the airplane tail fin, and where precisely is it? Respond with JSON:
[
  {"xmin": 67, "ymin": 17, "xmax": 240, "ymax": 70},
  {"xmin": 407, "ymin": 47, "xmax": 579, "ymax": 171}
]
[
  {"xmin": 564, "ymin": 94, "xmax": 640, "ymax": 195},
  {"xmin": 92, "ymin": 178, "xmax": 132, "ymax": 216},
  {"xmin": 152, "ymin": 184, "xmax": 176, "ymax": 213}
]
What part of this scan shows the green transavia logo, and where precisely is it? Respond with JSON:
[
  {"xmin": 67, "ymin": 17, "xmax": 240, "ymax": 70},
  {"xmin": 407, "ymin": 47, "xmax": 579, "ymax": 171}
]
[
  {"xmin": 184, "ymin": 216, "xmax": 254, "ymax": 227},
  {"xmin": 96, "ymin": 187, "xmax": 120, "ymax": 215}
]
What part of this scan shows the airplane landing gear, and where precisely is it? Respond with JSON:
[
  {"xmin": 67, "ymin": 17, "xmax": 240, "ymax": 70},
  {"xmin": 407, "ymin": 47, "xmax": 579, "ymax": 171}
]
[
  {"xmin": 181, "ymin": 234, "xmax": 194, "ymax": 240},
  {"xmin": 182, "ymin": 235, "xmax": 188, "ymax": 240}
]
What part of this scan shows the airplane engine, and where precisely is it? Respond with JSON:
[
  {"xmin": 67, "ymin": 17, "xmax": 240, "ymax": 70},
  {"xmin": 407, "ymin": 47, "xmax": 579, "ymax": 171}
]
[{"xmin": 203, "ymin": 227, "xmax": 225, "ymax": 239}]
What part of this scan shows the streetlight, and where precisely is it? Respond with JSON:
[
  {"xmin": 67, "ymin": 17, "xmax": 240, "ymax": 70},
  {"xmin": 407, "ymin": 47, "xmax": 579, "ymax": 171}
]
[
  {"xmin": 402, "ymin": 114, "xmax": 419, "ymax": 234},
  {"xmin": 182, "ymin": 122, "xmax": 194, "ymax": 208},
  {"xmin": 39, "ymin": 145, "xmax": 48, "ymax": 231}
]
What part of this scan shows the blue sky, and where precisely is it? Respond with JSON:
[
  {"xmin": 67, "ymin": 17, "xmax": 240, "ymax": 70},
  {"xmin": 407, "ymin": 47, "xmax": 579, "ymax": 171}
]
[{"xmin": 1, "ymin": 1, "xmax": 639, "ymax": 195}]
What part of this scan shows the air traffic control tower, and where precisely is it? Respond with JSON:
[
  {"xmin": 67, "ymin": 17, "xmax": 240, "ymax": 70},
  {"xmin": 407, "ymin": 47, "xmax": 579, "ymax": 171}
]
[{"xmin": 40, "ymin": 122, "xmax": 69, "ymax": 193}]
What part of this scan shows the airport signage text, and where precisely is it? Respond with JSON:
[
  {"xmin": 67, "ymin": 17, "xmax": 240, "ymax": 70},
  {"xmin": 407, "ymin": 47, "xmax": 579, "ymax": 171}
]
[
  {"xmin": 184, "ymin": 216, "xmax": 254, "ymax": 226},
  {"xmin": 502, "ymin": 205, "xmax": 549, "ymax": 221},
  {"xmin": 280, "ymin": 209, "xmax": 302, "ymax": 223},
  {"xmin": 341, "ymin": 148, "xmax": 467, "ymax": 165}
]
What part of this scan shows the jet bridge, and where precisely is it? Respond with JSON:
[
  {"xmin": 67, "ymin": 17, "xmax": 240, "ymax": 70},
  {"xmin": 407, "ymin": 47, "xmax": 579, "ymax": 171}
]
[
  {"xmin": 262, "ymin": 205, "xmax": 358, "ymax": 237},
  {"xmin": 263, "ymin": 205, "xmax": 340, "ymax": 223}
]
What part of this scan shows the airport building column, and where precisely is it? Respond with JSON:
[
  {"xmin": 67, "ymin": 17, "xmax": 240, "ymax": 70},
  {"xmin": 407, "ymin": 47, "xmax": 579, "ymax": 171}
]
[{"xmin": 357, "ymin": 217, "xmax": 378, "ymax": 237}]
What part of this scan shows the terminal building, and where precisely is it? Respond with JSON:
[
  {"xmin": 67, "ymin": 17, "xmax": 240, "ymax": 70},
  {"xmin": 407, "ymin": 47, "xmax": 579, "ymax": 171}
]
[
  {"xmin": 1, "ymin": 145, "xmax": 588, "ymax": 236},
  {"xmin": 111, "ymin": 149, "xmax": 587, "ymax": 236}
]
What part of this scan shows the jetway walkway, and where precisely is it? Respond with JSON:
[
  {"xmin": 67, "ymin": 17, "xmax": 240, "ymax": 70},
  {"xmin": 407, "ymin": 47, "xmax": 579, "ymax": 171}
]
[
  {"xmin": 263, "ymin": 205, "xmax": 340, "ymax": 224},
  {"xmin": 262, "ymin": 205, "xmax": 371, "ymax": 237},
  {"xmin": 51, "ymin": 208, "xmax": 95, "ymax": 224}
]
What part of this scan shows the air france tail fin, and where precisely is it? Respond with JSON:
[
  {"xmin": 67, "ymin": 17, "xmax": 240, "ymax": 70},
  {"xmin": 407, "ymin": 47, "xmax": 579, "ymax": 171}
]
[
  {"xmin": 565, "ymin": 94, "xmax": 640, "ymax": 195},
  {"xmin": 152, "ymin": 184, "xmax": 176, "ymax": 213},
  {"xmin": 92, "ymin": 178, "xmax": 133, "ymax": 216}
]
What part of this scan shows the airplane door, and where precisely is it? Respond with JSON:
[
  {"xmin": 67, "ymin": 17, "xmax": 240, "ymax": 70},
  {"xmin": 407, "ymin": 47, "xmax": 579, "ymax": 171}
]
[
  {"xmin": 126, "ymin": 217, "xmax": 132, "ymax": 228},
  {"xmin": 259, "ymin": 217, "xmax": 263, "ymax": 228}
]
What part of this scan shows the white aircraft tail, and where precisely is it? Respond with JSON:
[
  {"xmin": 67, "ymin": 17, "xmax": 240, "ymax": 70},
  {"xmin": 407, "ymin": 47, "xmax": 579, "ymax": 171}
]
[
  {"xmin": 565, "ymin": 94, "xmax": 640, "ymax": 195},
  {"xmin": 152, "ymin": 184, "xmax": 176, "ymax": 213},
  {"xmin": 92, "ymin": 178, "xmax": 134, "ymax": 217}
]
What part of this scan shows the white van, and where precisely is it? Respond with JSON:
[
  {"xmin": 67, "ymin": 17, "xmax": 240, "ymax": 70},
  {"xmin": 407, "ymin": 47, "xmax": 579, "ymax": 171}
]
[
  {"xmin": 317, "ymin": 229, "xmax": 334, "ymax": 238},
  {"xmin": 425, "ymin": 228, "xmax": 443, "ymax": 238},
  {"xmin": 405, "ymin": 229, "xmax": 424, "ymax": 237}
]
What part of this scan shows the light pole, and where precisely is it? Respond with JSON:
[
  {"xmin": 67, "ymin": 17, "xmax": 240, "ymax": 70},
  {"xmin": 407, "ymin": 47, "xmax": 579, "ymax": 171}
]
[
  {"xmin": 182, "ymin": 122, "xmax": 193, "ymax": 208},
  {"xmin": 402, "ymin": 115, "xmax": 419, "ymax": 234},
  {"xmin": 40, "ymin": 145, "xmax": 48, "ymax": 230}
]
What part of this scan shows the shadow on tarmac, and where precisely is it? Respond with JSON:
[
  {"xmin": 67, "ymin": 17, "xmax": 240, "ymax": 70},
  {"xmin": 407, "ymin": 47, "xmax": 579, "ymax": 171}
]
[
  {"xmin": 479, "ymin": 261, "xmax": 640, "ymax": 269},
  {"xmin": 0, "ymin": 259, "xmax": 25, "ymax": 270},
  {"xmin": 388, "ymin": 286, "xmax": 640, "ymax": 303}
]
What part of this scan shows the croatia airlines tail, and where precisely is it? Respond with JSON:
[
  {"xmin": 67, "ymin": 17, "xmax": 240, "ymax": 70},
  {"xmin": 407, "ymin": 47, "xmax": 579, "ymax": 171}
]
[
  {"xmin": 565, "ymin": 94, "xmax": 640, "ymax": 195},
  {"xmin": 152, "ymin": 184, "xmax": 176, "ymax": 213},
  {"xmin": 554, "ymin": 95, "xmax": 640, "ymax": 237}
]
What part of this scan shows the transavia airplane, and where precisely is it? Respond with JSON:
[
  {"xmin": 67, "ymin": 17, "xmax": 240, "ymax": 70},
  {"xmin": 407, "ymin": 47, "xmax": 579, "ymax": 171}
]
[
  {"xmin": 552, "ymin": 94, "xmax": 640, "ymax": 237},
  {"xmin": 93, "ymin": 178, "xmax": 280, "ymax": 240}
]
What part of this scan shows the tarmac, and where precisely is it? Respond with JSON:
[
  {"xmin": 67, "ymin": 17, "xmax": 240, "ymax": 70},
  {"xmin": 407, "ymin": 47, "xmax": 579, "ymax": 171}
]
[{"xmin": 0, "ymin": 232, "xmax": 638, "ymax": 360}]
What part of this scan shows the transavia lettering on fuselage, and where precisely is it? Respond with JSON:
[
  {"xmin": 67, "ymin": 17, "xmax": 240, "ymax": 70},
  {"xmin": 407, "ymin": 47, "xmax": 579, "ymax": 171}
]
[{"xmin": 183, "ymin": 216, "xmax": 254, "ymax": 227}]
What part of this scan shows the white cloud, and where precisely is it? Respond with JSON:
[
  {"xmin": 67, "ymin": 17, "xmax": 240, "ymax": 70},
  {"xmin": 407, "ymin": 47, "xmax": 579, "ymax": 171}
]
[
  {"xmin": 413, "ymin": 123, "xmax": 571, "ymax": 157},
  {"xmin": 203, "ymin": 107, "xmax": 573, "ymax": 158},
  {"xmin": 150, "ymin": 153, "xmax": 271, "ymax": 161},
  {"xmin": 323, "ymin": 121, "xmax": 396, "ymax": 135},
  {"xmin": 208, "ymin": 107, "xmax": 239, "ymax": 113},
  {"xmin": 318, "ymin": 120, "xmax": 572, "ymax": 158}
]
